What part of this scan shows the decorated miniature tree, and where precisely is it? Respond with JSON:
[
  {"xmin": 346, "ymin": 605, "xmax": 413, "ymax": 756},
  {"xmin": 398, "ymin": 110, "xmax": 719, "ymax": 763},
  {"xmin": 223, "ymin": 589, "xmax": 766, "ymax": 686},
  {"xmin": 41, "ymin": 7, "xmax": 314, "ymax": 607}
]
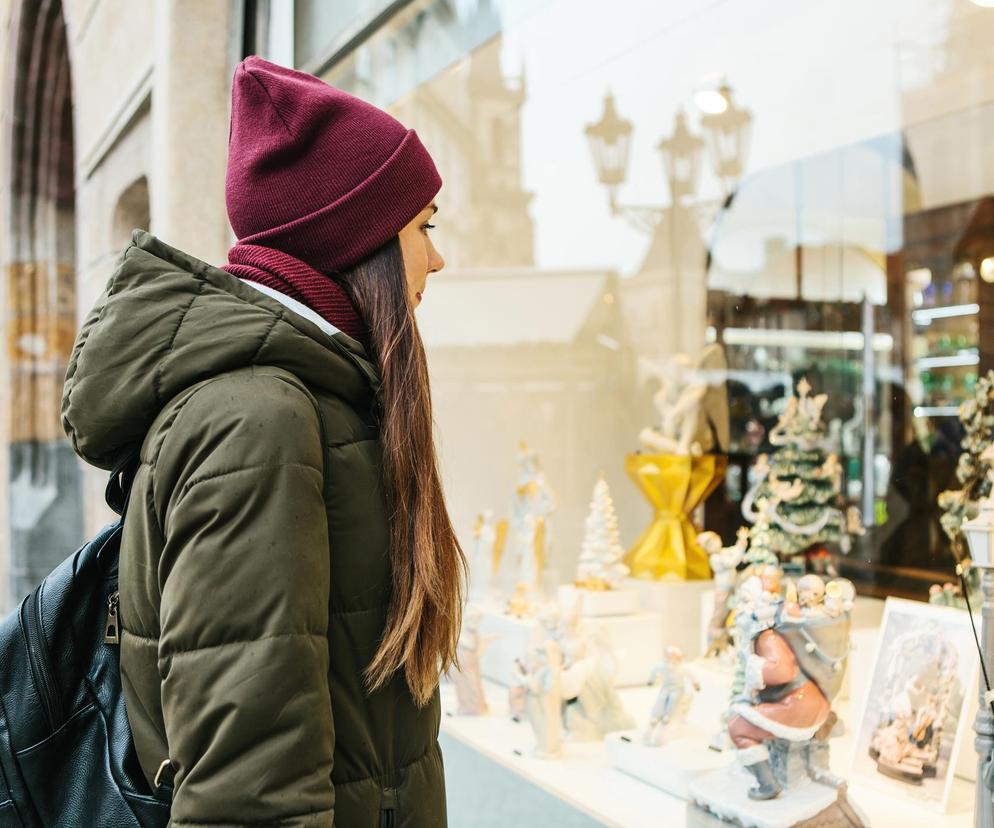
[
  {"xmin": 742, "ymin": 504, "xmax": 781, "ymax": 571},
  {"xmin": 939, "ymin": 370, "xmax": 994, "ymax": 552},
  {"xmin": 935, "ymin": 370, "xmax": 994, "ymax": 605},
  {"xmin": 575, "ymin": 475, "xmax": 629, "ymax": 589},
  {"xmin": 741, "ymin": 378, "xmax": 853, "ymax": 561}
]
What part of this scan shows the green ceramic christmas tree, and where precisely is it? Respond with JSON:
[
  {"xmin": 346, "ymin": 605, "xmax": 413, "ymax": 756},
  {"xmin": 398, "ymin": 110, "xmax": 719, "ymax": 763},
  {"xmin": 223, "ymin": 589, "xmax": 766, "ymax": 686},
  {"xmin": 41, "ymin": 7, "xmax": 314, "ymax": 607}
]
[{"xmin": 742, "ymin": 378, "xmax": 852, "ymax": 561}]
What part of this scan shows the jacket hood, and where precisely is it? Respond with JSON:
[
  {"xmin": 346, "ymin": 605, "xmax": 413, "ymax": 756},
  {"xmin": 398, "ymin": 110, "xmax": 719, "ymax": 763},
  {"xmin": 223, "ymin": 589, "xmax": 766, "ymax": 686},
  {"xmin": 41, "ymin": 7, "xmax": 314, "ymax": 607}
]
[{"xmin": 62, "ymin": 229, "xmax": 382, "ymax": 470}]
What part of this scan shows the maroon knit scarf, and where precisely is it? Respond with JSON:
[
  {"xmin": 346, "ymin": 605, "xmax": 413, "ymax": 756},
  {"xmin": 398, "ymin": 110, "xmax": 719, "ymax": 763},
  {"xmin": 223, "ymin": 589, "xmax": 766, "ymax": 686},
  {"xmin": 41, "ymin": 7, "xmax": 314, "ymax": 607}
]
[{"xmin": 220, "ymin": 242, "xmax": 367, "ymax": 342}]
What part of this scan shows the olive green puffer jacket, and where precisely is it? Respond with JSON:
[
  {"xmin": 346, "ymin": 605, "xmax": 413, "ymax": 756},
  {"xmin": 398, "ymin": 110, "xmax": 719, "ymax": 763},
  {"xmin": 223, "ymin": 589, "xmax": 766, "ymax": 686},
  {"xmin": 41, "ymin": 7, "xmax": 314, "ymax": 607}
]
[{"xmin": 61, "ymin": 229, "xmax": 445, "ymax": 827}]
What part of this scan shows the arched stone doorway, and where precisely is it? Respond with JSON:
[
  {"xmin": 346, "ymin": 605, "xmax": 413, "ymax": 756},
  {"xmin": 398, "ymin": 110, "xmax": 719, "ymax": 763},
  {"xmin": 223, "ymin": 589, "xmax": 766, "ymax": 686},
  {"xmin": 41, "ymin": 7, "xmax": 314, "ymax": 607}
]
[
  {"xmin": 5, "ymin": 0, "xmax": 82, "ymax": 608},
  {"xmin": 111, "ymin": 176, "xmax": 150, "ymax": 252}
]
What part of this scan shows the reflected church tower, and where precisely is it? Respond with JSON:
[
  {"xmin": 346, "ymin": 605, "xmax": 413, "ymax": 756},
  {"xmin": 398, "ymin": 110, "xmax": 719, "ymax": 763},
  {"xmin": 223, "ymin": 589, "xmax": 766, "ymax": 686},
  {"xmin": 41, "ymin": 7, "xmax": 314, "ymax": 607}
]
[{"xmin": 463, "ymin": 39, "xmax": 534, "ymax": 267}]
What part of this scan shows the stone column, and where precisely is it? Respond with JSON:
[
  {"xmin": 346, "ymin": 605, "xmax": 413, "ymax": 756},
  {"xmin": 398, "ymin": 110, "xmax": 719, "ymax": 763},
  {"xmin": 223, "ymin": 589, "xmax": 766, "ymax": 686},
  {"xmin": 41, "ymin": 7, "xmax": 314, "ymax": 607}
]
[{"xmin": 151, "ymin": 0, "xmax": 233, "ymax": 265}]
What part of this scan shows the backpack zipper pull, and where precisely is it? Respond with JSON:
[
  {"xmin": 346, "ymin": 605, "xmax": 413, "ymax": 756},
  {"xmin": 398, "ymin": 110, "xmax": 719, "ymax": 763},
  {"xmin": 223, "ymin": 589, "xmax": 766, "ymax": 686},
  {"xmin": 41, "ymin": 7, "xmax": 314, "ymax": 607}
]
[{"xmin": 104, "ymin": 591, "xmax": 120, "ymax": 645}]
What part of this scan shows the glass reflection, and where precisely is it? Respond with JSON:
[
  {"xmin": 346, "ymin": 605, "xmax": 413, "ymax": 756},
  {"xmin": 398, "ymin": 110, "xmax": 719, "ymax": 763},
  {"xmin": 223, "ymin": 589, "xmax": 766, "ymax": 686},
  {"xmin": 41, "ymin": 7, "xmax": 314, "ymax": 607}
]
[{"xmin": 314, "ymin": 0, "xmax": 994, "ymax": 599}]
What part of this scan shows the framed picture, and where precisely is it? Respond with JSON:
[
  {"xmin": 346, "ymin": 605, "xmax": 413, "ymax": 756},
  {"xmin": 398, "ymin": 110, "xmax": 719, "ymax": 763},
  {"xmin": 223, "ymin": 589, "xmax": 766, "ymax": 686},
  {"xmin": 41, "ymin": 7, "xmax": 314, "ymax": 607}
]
[{"xmin": 849, "ymin": 597, "xmax": 979, "ymax": 813}]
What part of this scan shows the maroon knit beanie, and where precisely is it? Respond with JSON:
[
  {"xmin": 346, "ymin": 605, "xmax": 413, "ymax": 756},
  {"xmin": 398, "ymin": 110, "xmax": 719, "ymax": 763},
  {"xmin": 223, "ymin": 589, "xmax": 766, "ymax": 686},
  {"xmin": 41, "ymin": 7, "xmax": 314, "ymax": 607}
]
[{"xmin": 225, "ymin": 55, "xmax": 442, "ymax": 273}]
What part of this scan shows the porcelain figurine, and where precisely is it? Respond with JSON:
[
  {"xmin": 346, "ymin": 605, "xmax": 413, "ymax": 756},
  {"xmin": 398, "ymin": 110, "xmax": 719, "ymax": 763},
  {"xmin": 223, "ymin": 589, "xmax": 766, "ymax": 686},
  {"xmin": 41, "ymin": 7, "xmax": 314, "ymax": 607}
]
[
  {"xmin": 643, "ymin": 646, "xmax": 700, "ymax": 746},
  {"xmin": 451, "ymin": 607, "xmax": 497, "ymax": 716},
  {"xmin": 727, "ymin": 575, "xmax": 856, "ymax": 804}
]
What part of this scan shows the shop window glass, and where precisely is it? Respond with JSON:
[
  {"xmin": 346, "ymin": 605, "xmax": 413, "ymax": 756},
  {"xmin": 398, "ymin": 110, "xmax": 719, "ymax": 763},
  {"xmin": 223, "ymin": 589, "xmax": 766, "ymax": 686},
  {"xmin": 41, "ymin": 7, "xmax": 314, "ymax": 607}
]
[{"xmin": 304, "ymin": 0, "xmax": 994, "ymax": 599}]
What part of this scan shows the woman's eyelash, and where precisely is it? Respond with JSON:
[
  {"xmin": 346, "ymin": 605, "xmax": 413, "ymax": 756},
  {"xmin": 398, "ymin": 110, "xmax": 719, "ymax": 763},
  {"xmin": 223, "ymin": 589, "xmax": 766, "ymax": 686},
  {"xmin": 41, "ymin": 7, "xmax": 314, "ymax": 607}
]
[{"xmin": 423, "ymin": 223, "xmax": 436, "ymax": 231}]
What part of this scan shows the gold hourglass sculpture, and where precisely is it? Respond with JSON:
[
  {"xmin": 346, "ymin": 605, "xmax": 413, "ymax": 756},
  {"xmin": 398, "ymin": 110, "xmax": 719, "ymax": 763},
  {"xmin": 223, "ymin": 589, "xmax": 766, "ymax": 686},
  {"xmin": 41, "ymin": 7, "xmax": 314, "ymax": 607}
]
[{"xmin": 624, "ymin": 453, "xmax": 727, "ymax": 579}]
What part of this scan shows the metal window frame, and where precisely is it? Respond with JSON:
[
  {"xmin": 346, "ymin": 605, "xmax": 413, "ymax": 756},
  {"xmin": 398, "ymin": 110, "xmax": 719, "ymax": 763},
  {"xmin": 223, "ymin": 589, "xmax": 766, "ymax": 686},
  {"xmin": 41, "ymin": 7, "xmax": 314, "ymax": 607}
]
[{"xmin": 296, "ymin": 0, "xmax": 419, "ymax": 77}]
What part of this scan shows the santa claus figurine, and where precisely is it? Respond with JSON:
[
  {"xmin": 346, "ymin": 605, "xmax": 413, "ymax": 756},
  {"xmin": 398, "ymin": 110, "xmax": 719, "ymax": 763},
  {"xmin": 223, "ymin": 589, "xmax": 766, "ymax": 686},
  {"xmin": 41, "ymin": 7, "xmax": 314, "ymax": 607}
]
[{"xmin": 727, "ymin": 574, "xmax": 853, "ymax": 801}]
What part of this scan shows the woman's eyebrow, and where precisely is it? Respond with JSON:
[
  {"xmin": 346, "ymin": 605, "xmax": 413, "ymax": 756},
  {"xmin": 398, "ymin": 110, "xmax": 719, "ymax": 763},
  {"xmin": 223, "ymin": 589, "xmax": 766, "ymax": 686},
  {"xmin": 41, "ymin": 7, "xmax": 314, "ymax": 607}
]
[{"xmin": 429, "ymin": 203, "xmax": 438, "ymax": 215}]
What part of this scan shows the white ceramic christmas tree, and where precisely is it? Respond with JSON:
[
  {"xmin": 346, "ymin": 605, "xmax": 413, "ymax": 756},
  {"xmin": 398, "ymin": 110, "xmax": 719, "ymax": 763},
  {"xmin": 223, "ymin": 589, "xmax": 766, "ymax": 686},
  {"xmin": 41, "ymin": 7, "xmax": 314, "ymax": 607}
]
[
  {"xmin": 559, "ymin": 475, "xmax": 640, "ymax": 617},
  {"xmin": 576, "ymin": 475, "xmax": 629, "ymax": 589}
]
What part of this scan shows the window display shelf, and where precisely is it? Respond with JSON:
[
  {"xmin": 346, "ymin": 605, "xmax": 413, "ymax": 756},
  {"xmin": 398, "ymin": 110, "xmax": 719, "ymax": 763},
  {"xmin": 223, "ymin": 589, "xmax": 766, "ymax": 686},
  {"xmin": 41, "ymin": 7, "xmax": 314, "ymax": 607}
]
[
  {"xmin": 440, "ymin": 669, "xmax": 976, "ymax": 828},
  {"xmin": 911, "ymin": 303, "xmax": 980, "ymax": 324},
  {"xmin": 917, "ymin": 351, "xmax": 979, "ymax": 369}
]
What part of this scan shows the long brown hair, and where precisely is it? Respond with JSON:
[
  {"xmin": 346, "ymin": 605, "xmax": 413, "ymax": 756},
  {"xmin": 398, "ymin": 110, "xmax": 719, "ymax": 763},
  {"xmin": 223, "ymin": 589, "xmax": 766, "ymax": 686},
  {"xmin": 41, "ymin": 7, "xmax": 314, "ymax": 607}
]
[{"xmin": 336, "ymin": 236, "xmax": 466, "ymax": 707}]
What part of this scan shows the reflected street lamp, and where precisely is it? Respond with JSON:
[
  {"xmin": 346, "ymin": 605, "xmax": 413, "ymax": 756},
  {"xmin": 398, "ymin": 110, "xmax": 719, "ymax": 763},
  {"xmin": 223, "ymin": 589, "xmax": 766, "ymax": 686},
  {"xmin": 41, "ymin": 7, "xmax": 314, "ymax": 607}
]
[
  {"xmin": 699, "ymin": 82, "xmax": 752, "ymax": 197},
  {"xmin": 658, "ymin": 109, "xmax": 704, "ymax": 205},
  {"xmin": 584, "ymin": 92, "xmax": 634, "ymax": 213}
]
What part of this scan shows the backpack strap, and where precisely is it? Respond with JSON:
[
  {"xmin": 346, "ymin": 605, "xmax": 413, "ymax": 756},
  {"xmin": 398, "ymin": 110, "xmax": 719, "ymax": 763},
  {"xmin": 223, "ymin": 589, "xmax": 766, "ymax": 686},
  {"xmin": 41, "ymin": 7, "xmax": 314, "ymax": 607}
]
[{"xmin": 104, "ymin": 446, "xmax": 142, "ymax": 519}]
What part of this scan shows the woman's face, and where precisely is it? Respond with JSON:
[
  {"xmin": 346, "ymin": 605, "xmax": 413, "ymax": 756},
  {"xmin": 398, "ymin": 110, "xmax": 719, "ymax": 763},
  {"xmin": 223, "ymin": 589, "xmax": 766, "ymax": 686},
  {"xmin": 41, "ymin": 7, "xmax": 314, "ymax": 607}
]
[{"xmin": 398, "ymin": 201, "xmax": 445, "ymax": 308}]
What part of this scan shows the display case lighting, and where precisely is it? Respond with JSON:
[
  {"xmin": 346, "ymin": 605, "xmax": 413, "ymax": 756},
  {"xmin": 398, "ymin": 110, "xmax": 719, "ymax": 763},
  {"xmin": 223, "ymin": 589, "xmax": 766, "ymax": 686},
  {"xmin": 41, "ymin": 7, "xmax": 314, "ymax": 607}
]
[
  {"xmin": 913, "ymin": 405, "xmax": 960, "ymax": 418},
  {"xmin": 916, "ymin": 351, "xmax": 979, "ymax": 369},
  {"xmin": 910, "ymin": 303, "xmax": 980, "ymax": 324},
  {"xmin": 708, "ymin": 326, "xmax": 893, "ymax": 351},
  {"xmin": 981, "ymin": 257, "xmax": 994, "ymax": 283}
]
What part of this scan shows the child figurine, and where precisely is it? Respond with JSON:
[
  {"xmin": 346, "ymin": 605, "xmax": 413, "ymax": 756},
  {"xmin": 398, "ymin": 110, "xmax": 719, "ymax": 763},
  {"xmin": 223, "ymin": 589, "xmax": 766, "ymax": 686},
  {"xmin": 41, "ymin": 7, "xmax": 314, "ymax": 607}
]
[{"xmin": 643, "ymin": 646, "xmax": 700, "ymax": 746}]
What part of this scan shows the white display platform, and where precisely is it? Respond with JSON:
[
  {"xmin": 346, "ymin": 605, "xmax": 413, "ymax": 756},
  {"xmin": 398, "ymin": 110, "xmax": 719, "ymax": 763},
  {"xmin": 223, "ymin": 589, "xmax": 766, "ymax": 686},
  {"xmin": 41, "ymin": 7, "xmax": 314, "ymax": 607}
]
[
  {"xmin": 477, "ymin": 605, "xmax": 664, "ymax": 688},
  {"xmin": 625, "ymin": 576, "xmax": 713, "ymax": 659},
  {"xmin": 440, "ymin": 670, "xmax": 975, "ymax": 828},
  {"xmin": 558, "ymin": 584, "xmax": 641, "ymax": 617},
  {"xmin": 606, "ymin": 729, "xmax": 731, "ymax": 799},
  {"xmin": 689, "ymin": 765, "xmax": 867, "ymax": 828}
]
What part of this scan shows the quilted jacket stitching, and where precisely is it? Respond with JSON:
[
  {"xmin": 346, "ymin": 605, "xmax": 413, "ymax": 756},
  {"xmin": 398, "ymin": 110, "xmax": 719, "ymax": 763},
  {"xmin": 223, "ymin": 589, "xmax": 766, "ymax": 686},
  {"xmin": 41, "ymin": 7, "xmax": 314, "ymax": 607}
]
[
  {"xmin": 152, "ymin": 285, "xmax": 203, "ymax": 408},
  {"xmin": 178, "ymin": 462, "xmax": 321, "ymax": 498},
  {"xmin": 168, "ymin": 807, "xmax": 335, "ymax": 828},
  {"xmin": 158, "ymin": 631, "xmax": 328, "ymax": 660}
]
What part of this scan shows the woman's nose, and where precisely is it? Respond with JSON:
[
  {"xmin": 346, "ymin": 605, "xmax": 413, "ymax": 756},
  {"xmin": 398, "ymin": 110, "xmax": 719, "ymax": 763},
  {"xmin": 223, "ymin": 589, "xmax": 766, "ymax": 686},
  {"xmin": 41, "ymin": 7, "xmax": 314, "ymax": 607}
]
[{"xmin": 429, "ymin": 244, "xmax": 445, "ymax": 274}]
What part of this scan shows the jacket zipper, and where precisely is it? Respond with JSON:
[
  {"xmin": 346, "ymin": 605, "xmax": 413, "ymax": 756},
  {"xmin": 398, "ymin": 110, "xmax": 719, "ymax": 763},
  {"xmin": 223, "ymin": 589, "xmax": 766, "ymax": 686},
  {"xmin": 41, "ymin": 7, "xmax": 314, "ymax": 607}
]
[
  {"xmin": 20, "ymin": 589, "xmax": 62, "ymax": 731},
  {"xmin": 104, "ymin": 590, "xmax": 120, "ymax": 645}
]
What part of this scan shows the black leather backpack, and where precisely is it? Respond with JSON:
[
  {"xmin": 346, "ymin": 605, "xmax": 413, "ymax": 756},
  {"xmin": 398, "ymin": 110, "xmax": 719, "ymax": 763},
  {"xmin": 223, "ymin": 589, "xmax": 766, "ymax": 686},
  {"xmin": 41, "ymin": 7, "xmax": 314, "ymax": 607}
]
[{"xmin": 0, "ymin": 450, "xmax": 170, "ymax": 827}]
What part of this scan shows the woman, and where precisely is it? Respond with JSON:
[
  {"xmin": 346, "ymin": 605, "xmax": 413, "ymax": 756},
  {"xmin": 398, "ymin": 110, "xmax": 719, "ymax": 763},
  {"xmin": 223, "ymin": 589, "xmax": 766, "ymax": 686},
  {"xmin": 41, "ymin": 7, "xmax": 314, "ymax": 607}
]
[{"xmin": 61, "ymin": 56, "xmax": 465, "ymax": 826}]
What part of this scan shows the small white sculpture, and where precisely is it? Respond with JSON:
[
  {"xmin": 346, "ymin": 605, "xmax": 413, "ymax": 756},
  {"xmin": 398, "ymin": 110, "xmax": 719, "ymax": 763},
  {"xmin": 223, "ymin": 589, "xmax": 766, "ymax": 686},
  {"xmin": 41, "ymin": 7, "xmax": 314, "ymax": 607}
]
[
  {"xmin": 643, "ymin": 646, "xmax": 700, "ymax": 746},
  {"xmin": 523, "ymin": 639, "xmax": 595, "ymax": 758},
  {"xmin": 533, "ymin": 601, "xmax": 634, "ymax": 740},
  {"xmin": 639, "ymin": 354, "xmax": 708, "ymax": 456},
  {"xmin": 451, "ymin": 607, "xmax": 497, "ymax": 716},
  {"xmin": 575, "ymin": 475, "xmax": 629, "ymax": 589},
  {"xmin": 562, "ymin": 625, "xmax": 636, "ymax": 740},
  {"xmin": 538, "ymin": 601, "xmax": 585, "ymax": 669}
]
